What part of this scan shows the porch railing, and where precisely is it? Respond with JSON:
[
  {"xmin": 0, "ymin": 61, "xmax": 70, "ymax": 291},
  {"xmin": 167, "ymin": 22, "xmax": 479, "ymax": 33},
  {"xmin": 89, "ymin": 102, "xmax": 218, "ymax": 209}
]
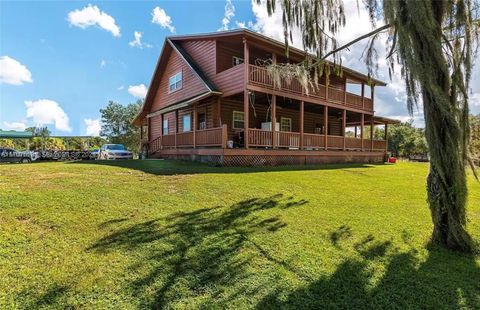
[
  {"xmin": 148, "ymin": 125, "xmax": 227, "ymax": 154},
  {"xmin": 248, "ymin": 64, "xmax": 374, "ymax": 111},
  {"xmin": 248, "ymin": 128, "xmax": 273, "ymax": 147},
  {"xmin": 148, "ymin": 125, "xmax": 386, "ymax": 154},
  {"xmin": 276, "ymin": 132, "xmax": 301, "ymax": 148},
  {"xmin": 303, "ymin": 133, "xmax": 325, "ymax": 149}
]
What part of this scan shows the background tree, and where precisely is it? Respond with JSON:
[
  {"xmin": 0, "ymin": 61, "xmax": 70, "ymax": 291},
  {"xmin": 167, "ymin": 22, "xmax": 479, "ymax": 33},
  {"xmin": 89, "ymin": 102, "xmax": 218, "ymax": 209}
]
[
  {"xmin": 388, "ymin": 122, "xmax": 428, "ymax": 157},
  {"xmin": 262, "ymin": 0, "xmax": 479, "ymax": 252},
  {"xmin": 471, "ymin": 114, "xmax": 480, "ymax": 163},
  {"xmin": 100, "ymin": 100, "xmax": 142, "ymax": 154}
]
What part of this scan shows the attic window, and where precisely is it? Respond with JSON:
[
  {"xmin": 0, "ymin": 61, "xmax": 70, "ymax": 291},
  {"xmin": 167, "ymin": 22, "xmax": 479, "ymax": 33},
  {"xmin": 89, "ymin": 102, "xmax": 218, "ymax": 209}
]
[
  {"xmin": 169, "ymin": 72, "xmax": 182, "ymax": 92},
  {"xmin": 232, "ymin": 56, "xmax": 244, "ymax": 66}
]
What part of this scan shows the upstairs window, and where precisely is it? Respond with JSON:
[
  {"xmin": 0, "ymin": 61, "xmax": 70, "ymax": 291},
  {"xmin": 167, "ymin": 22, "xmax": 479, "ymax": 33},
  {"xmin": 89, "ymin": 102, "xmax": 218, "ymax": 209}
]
[
  {"xmin": 169, "ymin": 72, "xmax": 182, "ymax": 92},
  {"xmin": 232, "ymin": 111, "xmax": 244, "ymax": 129},
  {"xmin": 232, "ymin": 56, "xmax": 244, "ymax": 66},
  {"xmin": 183, "ymin": 114, "xmax": 191, "ymax": 132},
  {"xmin": 163, "ymin": 119, "xmax": 169, "ymax": 135}
]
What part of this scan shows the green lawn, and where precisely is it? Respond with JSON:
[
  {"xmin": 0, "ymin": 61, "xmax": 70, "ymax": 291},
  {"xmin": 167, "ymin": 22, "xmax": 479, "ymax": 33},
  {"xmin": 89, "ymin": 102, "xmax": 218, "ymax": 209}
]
[{"xmin": 0, "ymin": 160, "xmax": 479, "ymax": 309}]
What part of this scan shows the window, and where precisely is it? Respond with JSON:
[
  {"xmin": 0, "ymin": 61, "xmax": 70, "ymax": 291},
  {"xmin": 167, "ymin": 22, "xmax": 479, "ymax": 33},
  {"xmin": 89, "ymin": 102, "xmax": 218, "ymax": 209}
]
[
  {"xmin": 280, "ymin": 117, "xmax": 292, "ymax": 132},
  {"xmin": 232, "ymin": 111, "xmax": 244, "ymax": 129},
  {"xmin": 168, "ymin": 72, "xmax": 182, "ymax": 92},
  {"xmin": 163, "ymin": 119, "xmax": 169, "ymax": 135},
  {"xmin": 198, "ymin": 113, "xmax": 206, "ymax": 130},
  {"xmin": 232, "ymin": 56, "xmax": 244, "ymax": 66},
  {"xmin": 183, "ymin": 114, "xmax": 191, "ymax": 132}
]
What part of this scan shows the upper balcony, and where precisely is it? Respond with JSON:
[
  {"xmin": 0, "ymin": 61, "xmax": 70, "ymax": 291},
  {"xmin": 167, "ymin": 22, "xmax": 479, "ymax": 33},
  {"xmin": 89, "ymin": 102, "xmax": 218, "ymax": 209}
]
[{"xmin": 247, "ymin": 64, "xmax": 373, "ymax": 112}]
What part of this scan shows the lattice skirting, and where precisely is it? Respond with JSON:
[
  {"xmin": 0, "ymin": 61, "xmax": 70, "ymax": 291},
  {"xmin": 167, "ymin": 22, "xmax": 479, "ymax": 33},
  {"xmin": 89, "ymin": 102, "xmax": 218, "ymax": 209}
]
[{"xmin": 155, "ymin": 153, "xmax": 384, "ymax": 167}]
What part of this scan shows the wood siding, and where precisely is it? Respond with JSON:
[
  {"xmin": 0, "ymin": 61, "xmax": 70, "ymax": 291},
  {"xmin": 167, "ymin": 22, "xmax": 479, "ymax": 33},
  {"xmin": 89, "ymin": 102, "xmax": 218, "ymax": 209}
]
[{"xmin": 150, "ymin": 49, "xmax": 208, "ymax": 113}]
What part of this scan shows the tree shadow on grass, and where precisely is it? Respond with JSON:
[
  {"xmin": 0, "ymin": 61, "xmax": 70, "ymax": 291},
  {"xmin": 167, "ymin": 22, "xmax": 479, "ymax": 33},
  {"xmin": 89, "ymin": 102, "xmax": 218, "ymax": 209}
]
[
  {"xmin": 87, "ymin": 194, "xmax": 308, "ymax": 308},
  {"xmin": 68, "ymin": 159, "xmax": 385, "ymax": 176},
  {"xmin": 257, "ymin": 226, "xmax": 480, "ymax": 309}
]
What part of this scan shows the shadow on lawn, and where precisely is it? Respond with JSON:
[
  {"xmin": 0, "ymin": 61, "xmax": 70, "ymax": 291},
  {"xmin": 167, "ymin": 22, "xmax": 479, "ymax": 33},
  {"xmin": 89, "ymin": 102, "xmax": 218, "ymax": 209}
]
[
  {"xmin": 88, "ymin": 193, "xmax": 308, "ymax": 308},
  {"xmin": 68, "ymin": 159, "xmax": 384, "ymax": 176},
  {"xmin": 257, "ymin": 226, "xmax": 480, "ymax": 309}
]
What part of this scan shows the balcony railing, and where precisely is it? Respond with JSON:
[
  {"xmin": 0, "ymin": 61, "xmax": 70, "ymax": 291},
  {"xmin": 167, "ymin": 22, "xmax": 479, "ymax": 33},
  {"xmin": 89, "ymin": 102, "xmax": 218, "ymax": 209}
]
[{"xmin": 248, "ymin": 64, "xmax": 374, "ymax": 111}]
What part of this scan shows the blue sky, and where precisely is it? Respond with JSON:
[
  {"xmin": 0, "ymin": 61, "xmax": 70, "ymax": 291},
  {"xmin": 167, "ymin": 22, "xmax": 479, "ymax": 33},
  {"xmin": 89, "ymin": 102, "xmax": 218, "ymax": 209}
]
[{"xmin": 1, "ymin": 0, "xmax": 479, "ymax": 136}]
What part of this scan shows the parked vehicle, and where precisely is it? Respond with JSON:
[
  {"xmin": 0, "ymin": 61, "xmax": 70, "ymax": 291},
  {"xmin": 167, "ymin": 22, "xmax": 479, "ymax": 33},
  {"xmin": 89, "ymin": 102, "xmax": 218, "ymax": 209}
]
[
  {"xmin": 98, "ymin": 144, "xmax": 133, "ymax": 160},
  {"xmin": 90, "ymin": 148, "xmax": 99, "ymax": 160},
  {"xmin": 0, "ymin": 148, "xmax": 39, "ymax": 163}
]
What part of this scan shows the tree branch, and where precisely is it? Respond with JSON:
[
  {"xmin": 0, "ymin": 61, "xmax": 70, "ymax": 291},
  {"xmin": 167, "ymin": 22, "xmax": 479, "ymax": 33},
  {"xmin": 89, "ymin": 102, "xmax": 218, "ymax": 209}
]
[{"xmin": 319, "ymin": 23, "xmax": 393, "ymax": 61}]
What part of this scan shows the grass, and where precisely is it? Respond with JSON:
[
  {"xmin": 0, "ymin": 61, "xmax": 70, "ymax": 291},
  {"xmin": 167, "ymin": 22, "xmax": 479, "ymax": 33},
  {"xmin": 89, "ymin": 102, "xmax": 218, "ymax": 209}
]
[{"xmin": 0, "ymin": 160, "xmax": 479, "ymax": 309}]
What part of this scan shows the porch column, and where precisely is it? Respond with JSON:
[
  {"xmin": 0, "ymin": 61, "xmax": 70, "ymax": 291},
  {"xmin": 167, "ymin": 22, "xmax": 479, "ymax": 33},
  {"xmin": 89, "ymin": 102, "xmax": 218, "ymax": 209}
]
[
  {"xmin": 325, "ymin": 77, "xmax": 329, "ymax": 100},
  {"xmin": 272, "ymin": 94, "xmax": 277, "ymax": 149},
  {"xmin": 370, "ymin": 116, "xmax": 374, "ymax": 151},
  {"xmin": 361, "ymin": 82, "xmax": 365, "ymax": 109},
  {"xmin": 342, "ymin": 109, "xmax": 347, "ymax": 151},
  {"xmin": 160, "ymin": 114, "xmax": 163, "ymax": 150},
  {"xmin": 193, "ymin": 102, "xmax": 197, "ymax": 149},
  {"xmin": 243, "ymin": 38, "xmax": 249, "ymax": 148},
  {"xmin": 175, "ymin": 110, "xmax": 179, "ymax": 149},
  {"xmin": 354, "ymin": 125, "xmax": 357, "ymax": 138},
  {"xmin": 360, "ymin": 113, "xmax": 364, "ymax": 151},
  {"xmin": 324, "ymin": 105, "xmax": 328, "ymax": 150},
  {"xmin": 343, "ymin": 79, "xmax": 347, "ymax": 104},
  {"xmin": 384, "ymin": 123, "xmax": 389, "ymax": 152},
  {"xmin": 371, "ymin": 84, "xmax": 375, "ymax": 108},
  {"xmin": 300, "ymin": 101, "xmax": 304, "ymax": 150}
]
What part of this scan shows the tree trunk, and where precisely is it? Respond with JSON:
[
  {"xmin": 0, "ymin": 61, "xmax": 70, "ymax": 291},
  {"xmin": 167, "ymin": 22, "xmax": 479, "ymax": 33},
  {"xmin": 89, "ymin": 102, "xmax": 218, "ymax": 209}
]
[{"xmin": 423, "ymin": 83, "xmax": 473, "ymax": 252}]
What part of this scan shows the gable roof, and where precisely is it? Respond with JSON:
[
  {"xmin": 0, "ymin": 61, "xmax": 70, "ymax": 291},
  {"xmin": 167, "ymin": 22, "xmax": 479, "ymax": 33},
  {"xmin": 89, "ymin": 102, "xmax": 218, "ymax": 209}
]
[
  {"xmin": 132, "ymin": 39, "xmax": 221, "ymax": 126},
  {"xmin": 133, "ymin": 29, "xmax": 388, "ymax": 126},
  {"xmin": 169, "ymin": 29, "xmax": 387, "ymax": 86}
]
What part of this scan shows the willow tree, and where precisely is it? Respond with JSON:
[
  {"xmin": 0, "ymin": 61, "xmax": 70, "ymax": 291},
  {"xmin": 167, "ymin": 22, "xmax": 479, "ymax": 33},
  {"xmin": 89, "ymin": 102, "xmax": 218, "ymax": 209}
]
[{"xmin": 261, "ymin": 0, "xmax": 479, "ymax": 252}]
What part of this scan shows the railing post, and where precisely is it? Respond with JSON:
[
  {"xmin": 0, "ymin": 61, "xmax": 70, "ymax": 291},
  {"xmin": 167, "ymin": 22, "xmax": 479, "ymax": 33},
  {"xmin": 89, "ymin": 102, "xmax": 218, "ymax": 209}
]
[
  {"xmin": 175, "ymin": 110, "xmax": 179, "ymax": 149},
  {"xmin": 371, "ymin": 84, "xmax": 375, "ymax": 110},
  {"xmin": 300, "ymin": 101, "xmax": 304, "ymax": 150},
  {"xmin": 361, "ymin": 82, "xmax": 365, "ymax": 109},
  {"xmin": 324, "ymin": 105, "xmax": 328, "ymax": 150},
  {"xmin": 222, "ymin": 124, "xmax": 227, "ymax": 149},
  {"xmin": 370, "ymin": 116, "xmax": 374, "ymax": 151},
  {"xmin": 243, "ymin": 38, "xmax": 249, "ymax": 149},
  {"xmin": 272, "ymin": 94, "xmax": 276, "ymax": 149},
  {"xmin": 342, "ymin": 109, "xmax": 347, "ymax": 151},
  {"xmin": 361, "ymin": 113, "xmax": 365, "ymax": 152},
  {"xmin": 325, "ymin": 77, "xmax": 329, "ymax": 101},
  {"xmin": 384, "ymin": 123, "xmax": 388, "ymax": 153},
  {"xmin": 193, "ymin": 102, "xmax": 197, "ymax": 149}
]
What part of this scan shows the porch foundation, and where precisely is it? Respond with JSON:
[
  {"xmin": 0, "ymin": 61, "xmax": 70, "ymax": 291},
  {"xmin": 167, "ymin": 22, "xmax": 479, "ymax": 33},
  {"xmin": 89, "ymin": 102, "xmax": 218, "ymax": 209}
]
[{"xmin": 150, "ymin": 148, "xmax": 385, "ymax": 167}]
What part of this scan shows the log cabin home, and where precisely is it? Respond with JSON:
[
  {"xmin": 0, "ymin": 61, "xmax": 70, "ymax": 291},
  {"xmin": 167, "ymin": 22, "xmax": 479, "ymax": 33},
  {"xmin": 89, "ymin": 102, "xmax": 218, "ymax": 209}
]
[{"xmin": 133, "ymin": 29, "xmax": 399, "ymax": 166}]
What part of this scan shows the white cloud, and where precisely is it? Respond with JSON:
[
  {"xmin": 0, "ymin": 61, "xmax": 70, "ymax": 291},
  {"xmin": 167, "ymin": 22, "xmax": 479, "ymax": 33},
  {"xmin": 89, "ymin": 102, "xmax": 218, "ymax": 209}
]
[
  {"xmin": 128, "ymin": 84, "xmax": 147, "ymax": 98},
  {"xmin": 84, "ymin": 118, "xmax": 101, "ymax": 136},
  {"xmin": 117, "ymin": 85, "xmax": 124, "ymax": 90},
  {"xmin": 152, "ymin": 7, "xmax": 175, "ymax": 33},
  {"xmin": 235, "ymin": 21, "xmax": 247, "ymax": 29},
  {"xmin": 100, "ymin": 59, "xmax": 106, "ymax": 68},
  {"xmin": 25, "ymin": 99, "xmax": 71, "ymax": 132},
  {"xmin": 0, "ymin": 56, "xmax": 33, "ymax": 85},
  {"xmin": 250, "ymin": 0, "xmax": 303, "ymax": 48},
  {"xmin": 68, "ymin": 4, "xmax": 120, "ymax": 37},
  {"xmin": 472, "ymin": 93, "xmax": 480, "ymax": 107},
  {"xmin": 219, "ymin": 0, "xmax": 235, "ymax": 31},
  {"xmin": 2, "ymin": 121, "xmax": 27, "ymax": 131},
  {"xmin": 129, "ymin": 31, "xmax": 152, "ymax": 49}
]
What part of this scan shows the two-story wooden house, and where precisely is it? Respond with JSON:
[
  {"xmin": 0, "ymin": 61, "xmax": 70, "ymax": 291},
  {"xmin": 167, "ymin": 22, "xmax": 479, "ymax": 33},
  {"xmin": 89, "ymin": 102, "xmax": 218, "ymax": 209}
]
[{"xmin": 133, "ymin": 29, "xmax": 399, "ymax": 166}]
